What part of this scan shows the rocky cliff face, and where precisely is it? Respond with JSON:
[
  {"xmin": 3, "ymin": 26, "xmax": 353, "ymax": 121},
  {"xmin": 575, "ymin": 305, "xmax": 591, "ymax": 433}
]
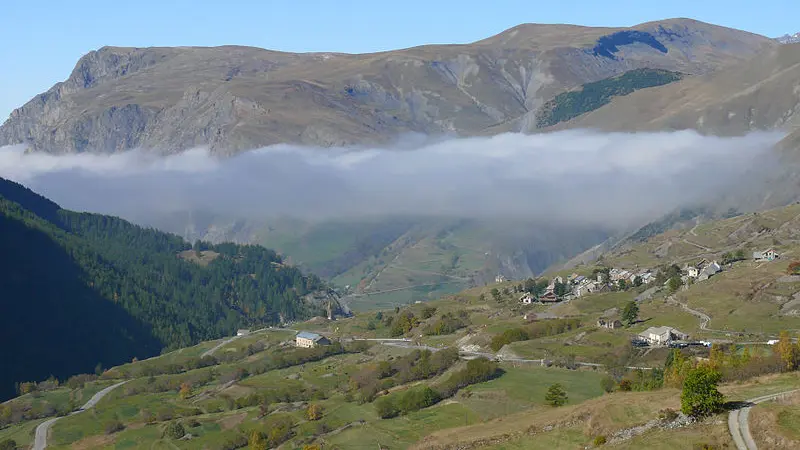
[{"xmin": 0, "ymin": 19, "xmax": 775, "ymax": 154}]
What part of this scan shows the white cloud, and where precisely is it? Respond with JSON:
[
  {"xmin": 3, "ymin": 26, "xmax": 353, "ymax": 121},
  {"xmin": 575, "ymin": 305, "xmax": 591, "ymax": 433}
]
[{"xmin": 0, "ymin": 130, "xmax": 783, "ymax": 228}]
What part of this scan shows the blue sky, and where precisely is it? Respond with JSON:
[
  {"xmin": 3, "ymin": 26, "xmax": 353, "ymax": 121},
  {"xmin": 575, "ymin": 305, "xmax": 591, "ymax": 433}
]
[{"xmin": 1, "ymin": 0, "xmax": 797, "ymax": 120}]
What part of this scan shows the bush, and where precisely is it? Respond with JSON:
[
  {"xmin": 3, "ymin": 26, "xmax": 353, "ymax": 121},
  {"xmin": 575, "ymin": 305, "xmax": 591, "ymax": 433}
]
[
  {"xmin": 187, "ymin": 418, "xmax": 201, "ymax": 428},
  {"xmin": 397, "ymin": 386, "xmax": 440, "ymax": 415},
  {"xmin": 600, "ymin": 376, "xmax": 615, "ymax": 393},
  {"xmin": 375, "ymin": 395, "xmax": 400, "ymax": 419},
  {"xmin": 593, "ymin": 435, "xmax": 607, "ymax": 446},
  {"xmin": 0, "ymin": 440, "xmax": 17, "ymax": 450},
  {"xmin": 390, "ymin": 311, "xmax": 419, "ymax": 336},
  {"xmin": 437, "ymin": 358, "xmax": 500, "ymax": 398},
  {"xmin": 423, "ymin": 313, "xmax": 469, "ymax": 336},
  {"xmin": 164, "ymin": 421, "xmax": 185, "ymax": 439},
  {"xmin": 104, "ymin": 419, "xmax": 125, "ymax": 434},
  {"xmin": 421, "ymin": 306, "xmax": 437, "ymax": 319},
  {"xmin": 263, "ymin": 415, "xmax": 294, "ymax": 447},
  {"xmin": 490, "ymin": 328, "xmax": 529, "ymax": 351}
]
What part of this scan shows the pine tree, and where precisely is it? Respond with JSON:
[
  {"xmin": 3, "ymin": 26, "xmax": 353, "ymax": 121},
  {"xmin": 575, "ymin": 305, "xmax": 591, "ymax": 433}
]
[
  {"xmin": 545, "ymin": 383, "xmax": 568, "ymax": 407},
  {"xmin": 621, "ymin": 301, "xmax": 639, "ymax": 326}
]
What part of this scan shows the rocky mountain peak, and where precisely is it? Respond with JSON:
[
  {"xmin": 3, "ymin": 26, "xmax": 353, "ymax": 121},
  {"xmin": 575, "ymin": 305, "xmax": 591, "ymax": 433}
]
[{"xmin": 777, "ymin": 32, "xmax": 800, "ymax": 44}]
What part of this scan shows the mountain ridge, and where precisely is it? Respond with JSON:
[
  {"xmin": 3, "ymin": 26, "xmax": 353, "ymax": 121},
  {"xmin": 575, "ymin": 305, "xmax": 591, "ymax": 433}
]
[{"xmin": 0, "ymin": 18, "xmax": 776, "ymax": 154}]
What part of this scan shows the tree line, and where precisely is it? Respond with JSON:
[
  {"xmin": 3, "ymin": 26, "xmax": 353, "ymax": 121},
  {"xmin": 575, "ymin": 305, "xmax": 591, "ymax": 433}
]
[{"xmin": 0, "ymin": 176, "xmax": 324, "ymax": 401}]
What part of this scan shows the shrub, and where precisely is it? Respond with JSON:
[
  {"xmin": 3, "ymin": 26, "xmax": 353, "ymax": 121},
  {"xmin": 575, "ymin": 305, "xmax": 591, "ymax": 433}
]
[
  {"xmin": 375, "ymin": 395, "xmax": 400, "ymax": 419},
  {"xmin": 600, "ymin": 376, "xmax": 615, "ymax": 393},
  {"xmin": 437, "ymin": 358, "xmax": 500, "ymax": 398},
  {"xmin": 104, "ymin": 419, "xmax": 125, "ymax": 434},
  {"xmin": 164, "ymin": 421, "xmax": 185, "ymax": 439},
  {"xmin": 187, "ymin": 418, "xmax": 201, "ymax": 428},
  {"xmin": 263, "ymin": 415, "xmax": 294, "ymax": 447},
  {"xmin": 0, "ymin": 439, "xmax": 17, "ymax": 450},
  {"xmin": 618, "ymin": 380, "xmax": 632, "ymax": 391},
  {"xmin": 593, "ymin": 435, "xmax": 607, "ymax": 446},
  {"xmin": 421, "ymin": 306, "xmax": 437, "ymax": 319},
  {"xmin": 423, "ymin": 313, "xmax": 469, "ymax": 336},
  {"xmin": 490, "ymin": 328, "xmax": 529, "ymax": 351},
  {"xmin": 397, "ymin": 386, "xmax": 440, "ymax": 415},
  {"xmin": 390, "ymin": 311, "xmax": 419, "ymax": 336}
]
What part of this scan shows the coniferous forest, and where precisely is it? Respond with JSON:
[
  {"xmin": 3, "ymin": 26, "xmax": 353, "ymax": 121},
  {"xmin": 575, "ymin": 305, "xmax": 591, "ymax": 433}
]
[{"xmin": 0, "ymin": 177, "xmax": 324, "ymax": 400}]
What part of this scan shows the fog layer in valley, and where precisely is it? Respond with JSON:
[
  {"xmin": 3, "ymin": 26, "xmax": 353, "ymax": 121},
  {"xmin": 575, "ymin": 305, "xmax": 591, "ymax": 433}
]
[{"xmin": 0, "ymin": 130, "xmax": 783, "ymax": 229}]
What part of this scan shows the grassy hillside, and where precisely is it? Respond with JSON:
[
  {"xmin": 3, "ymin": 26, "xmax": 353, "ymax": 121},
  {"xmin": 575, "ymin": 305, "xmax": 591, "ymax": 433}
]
[
  {"xmin": 0, "ymin": 177, "xmax": 325, "ymax": 401},
  {"xmin": 4, "ymin": 199, "xmax": 800, "ymax": 448},
  {"xmin": 254, "ymin": 218, "xmax": 610, "ymax": 311},
  {"xmin": 536, "ymin": 68, "xmax": 683, "ymax": 128}
]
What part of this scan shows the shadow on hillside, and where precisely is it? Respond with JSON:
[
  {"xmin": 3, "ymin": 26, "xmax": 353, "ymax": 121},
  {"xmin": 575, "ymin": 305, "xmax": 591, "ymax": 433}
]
[{"xmin": 0, "ymin": 213, "xmax": 161, "ymax": 401}]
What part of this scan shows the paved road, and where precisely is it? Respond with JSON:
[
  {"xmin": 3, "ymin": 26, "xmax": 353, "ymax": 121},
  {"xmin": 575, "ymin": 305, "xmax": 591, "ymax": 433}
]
[
  {"xmin": 201, "ymin": 327, "xmax": 273, "ymax": 358},
  {"xmin": 729, "ymin": 389, "xmax": 799, "ymax": 450},
  {"xmin": 202, "ymin": 336, "xmax": 242, "ymax": 358},
  {"xmin": 372, "ymin": 340, "xmax": 656, "ymax": 370},
  {"xmin": 33, "ymin": 380, "xmax": 128, "ymax": 450}
]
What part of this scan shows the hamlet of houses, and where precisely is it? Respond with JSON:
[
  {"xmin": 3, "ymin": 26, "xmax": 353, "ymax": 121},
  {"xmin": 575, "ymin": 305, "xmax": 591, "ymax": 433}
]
[
  {"xmin": 513, "ymin": 247, "xmax": 780, "ymax": 306},
  {"xmin": 517, "ymin": 268, "xmax": 657, "ymax": 305}
]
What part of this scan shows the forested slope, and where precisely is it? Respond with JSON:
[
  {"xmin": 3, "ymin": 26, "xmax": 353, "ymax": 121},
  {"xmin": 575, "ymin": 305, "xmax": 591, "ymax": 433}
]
[{"xmin": 0, "ymin": 177, "xmax": 324, "ymax": 400}]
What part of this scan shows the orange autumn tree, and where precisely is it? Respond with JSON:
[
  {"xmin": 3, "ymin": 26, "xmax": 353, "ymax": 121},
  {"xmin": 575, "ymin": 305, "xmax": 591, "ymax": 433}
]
[
  {"xmin": 179, "ymin": 382, "xmax": 192, "ymax": 399},
  {"xmin": 774, "ymin": 331, "xmax": 799, "ymax": 371}
]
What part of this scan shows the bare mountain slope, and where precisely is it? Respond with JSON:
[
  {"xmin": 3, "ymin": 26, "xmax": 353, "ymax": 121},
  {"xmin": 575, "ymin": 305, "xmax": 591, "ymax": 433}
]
[
  {"xmin": 560, "ymin": 42, "xmax": 800, "ymax": 135},
  {"xmin": 0, "ymin": 18, "xmax": 775, "ymax": 154}
]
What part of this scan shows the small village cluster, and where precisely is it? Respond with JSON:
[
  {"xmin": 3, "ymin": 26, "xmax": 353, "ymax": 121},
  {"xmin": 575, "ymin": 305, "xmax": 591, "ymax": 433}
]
[
  {"xmin": 507, "ymin": 247, "xmax": 780, "ymax": 306},
  {"xmin": 491, "ymin": 248, "xmax": 783, "ymax": 349},
  {"xmin": 513, "ymin": 267, "xmax": 657, "ymax": 305}
]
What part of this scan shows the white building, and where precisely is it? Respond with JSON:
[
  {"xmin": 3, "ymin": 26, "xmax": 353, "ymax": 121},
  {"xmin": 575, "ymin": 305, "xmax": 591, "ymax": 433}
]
[
  {"xmin": 753, "ymin": 249, "xmax": 779, "ymax": 262},
  {"xmin": 639, "ymin": 326, "xmax": 688, "ymax": 346},
  {"xmin": 520, "ymin": 293, "xmax": 534, "ymax": 304},
  {"xmin": 295, "ymin": 331, "xmax": 331, "ymax": 348},
  {"xmin": 236, "ymin": 329, "xmax": 250, "ymax": 337},
  {"xmin": 697, "ymin": 261, "xmax": 722, "ymax": 281}
]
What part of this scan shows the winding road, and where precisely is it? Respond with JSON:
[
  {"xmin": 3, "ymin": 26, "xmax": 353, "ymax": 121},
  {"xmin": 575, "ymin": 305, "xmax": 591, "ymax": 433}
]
[
  {"xmin": 201, "ymin": 327, "xmax": 273, "ymax": 358},
  {"xmin": 33, "ymin": 380, "xmax": 128, "ymax": 450},
  {"xmin": 728, "ymin": 389, "xmax": 799, "ymax": 450}
]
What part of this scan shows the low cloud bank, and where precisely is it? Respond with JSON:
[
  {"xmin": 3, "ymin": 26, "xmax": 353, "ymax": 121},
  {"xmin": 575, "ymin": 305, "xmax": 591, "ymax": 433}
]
[{"xmin": 0, "ymin": 130, "xmax": 783, "ymax": 228}]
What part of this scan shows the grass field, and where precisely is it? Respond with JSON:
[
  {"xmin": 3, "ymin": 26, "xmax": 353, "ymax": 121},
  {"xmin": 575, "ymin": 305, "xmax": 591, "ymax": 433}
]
[
  {"xmin": 749, "ymin": 391, "xmax": 800, "ymax": 449},
  {"xmin": 0, "ymin": 418, "xmax": 46, "ymax": 448}
]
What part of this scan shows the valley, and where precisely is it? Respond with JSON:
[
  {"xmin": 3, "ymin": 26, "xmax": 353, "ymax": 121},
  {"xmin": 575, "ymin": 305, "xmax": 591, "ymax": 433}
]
[
  {"xmin": 3, "ymin": 190, "xmax": 800, "ymax": 449},
  {"xmin": 3, "ymin": 9, "xmax": 800, "ymax": 449}
]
